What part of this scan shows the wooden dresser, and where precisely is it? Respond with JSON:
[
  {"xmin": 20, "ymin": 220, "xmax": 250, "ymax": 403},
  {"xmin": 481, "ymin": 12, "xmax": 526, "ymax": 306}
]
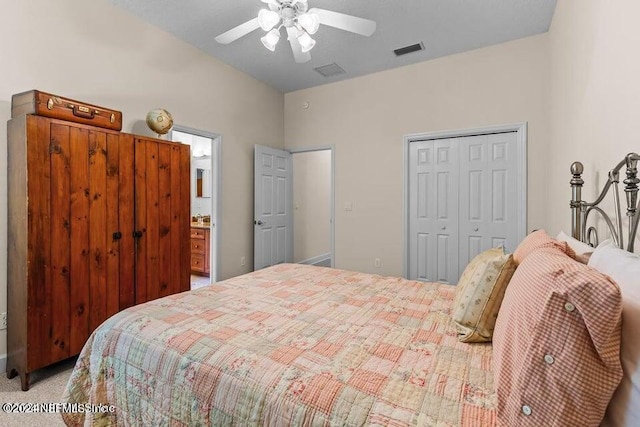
[
  {"xmin": 190, "ymin": 226, "xmax": 211, "ymax": 276},
  {"xmin": 7, "ymin": 114, "xmax": 192, "ymax": 390}
]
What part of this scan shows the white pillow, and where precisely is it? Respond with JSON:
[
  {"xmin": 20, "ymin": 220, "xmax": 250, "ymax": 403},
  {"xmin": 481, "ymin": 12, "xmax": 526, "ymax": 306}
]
[
  {"xmin": 589, "ymin": 239, "xmax": 640, "ymax": 427},
  {"xmin": 556, "ymin": 231, "xmax": 595, "ymax": 255}
]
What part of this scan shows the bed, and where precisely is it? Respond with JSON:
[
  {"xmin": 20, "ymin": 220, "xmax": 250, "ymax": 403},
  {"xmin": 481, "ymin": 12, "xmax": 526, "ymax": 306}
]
[
  {"xmin": 62, "ymin": 154, "xmax": 640, "ymax": 427},
  {"xmin": 62, "ymin": 264, "xmax": 495, "ymax": 426}
]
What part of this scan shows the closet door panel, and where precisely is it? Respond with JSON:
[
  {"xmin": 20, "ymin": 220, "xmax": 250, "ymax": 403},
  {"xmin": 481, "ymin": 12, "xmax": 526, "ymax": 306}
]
[
  {"xmin": 408, "ymin": 139, "xmax": 458, "ymax": 284},
  {"xmin": 69, "ymin": 126, "xmax": 91, "ymax": 355},
  {"xmin": 458, "ymin": 132, "xmax": 519, "ymax": 276},
  {"xmin": 433, "ymin": 140, "xmax": 459, "ymax": 284},
  {"xmin": 409, "ymin": 140, "xmax": 435, "ymax": 282}
]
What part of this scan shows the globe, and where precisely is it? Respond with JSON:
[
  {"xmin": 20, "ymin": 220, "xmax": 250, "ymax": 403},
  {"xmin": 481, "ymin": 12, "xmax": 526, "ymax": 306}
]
[{"xmin": 146, "ymin": 108, "xmax": 174, "ymax": 135}]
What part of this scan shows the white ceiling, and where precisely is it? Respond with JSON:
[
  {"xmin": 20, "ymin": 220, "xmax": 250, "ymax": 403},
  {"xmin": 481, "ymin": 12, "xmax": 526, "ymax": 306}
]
[{"xmin": 109, "ymin": 0, "xmax": 557, "ymax": 93}]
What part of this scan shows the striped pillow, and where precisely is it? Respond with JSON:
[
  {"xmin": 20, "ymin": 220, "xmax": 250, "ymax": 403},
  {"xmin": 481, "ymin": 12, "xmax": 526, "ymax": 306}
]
[
  {"xmin": 513, "ymin": 229, "xmax": 575, "ymax": 264},
  {"xmin": 453, "ymin": 247, "xmax": 517, "ymax": 343},
  {"xmin": 493, "ymin": 246, "xmax": 623, "ymax": 426}
]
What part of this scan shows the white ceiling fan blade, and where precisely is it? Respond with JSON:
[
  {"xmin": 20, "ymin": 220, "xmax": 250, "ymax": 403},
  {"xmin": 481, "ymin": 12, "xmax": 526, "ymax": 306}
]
[
  {"xmin": 215, "ymin": 18, "xmax": 260, "ymax": 44},
  {"xmin": 286, "ymin": 27, "xmax": 311, "ymax": 64},
  {"xmin": 309, "ymin": 8, "xmax": 376, "ymax": 36}
]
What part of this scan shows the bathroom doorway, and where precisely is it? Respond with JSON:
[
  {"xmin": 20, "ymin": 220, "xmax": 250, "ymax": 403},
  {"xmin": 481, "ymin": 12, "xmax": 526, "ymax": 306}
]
[{"xmin": 171, "ymin": 127, "xmax": 221, "ymax": 285}]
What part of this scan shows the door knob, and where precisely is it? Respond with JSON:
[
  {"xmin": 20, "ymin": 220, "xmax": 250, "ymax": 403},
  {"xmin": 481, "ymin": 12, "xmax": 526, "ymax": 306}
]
[
  {"xmin": 441, "ymin": 226, "xmax": 446, "ymax": 230},
  {"xmin": 474, "ymin": 227, "xmax": 479, "ymax": 232},
  {"xmin": 254, "ymin": 220, "xmax": 264, "ymax": 226}
]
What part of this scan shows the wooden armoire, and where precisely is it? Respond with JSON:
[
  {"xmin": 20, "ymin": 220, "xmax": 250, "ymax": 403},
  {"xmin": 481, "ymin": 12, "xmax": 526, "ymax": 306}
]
[{"xmin": 7, "ymin": 114, "xmax": 191, "ymax": 390}]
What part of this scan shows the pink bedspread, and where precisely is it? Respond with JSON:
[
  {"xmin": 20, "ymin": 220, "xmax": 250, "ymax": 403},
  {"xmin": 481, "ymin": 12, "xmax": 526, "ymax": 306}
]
[{"xmin": 62, "ymin": 264, "xmax": 495, "ymax": 426}]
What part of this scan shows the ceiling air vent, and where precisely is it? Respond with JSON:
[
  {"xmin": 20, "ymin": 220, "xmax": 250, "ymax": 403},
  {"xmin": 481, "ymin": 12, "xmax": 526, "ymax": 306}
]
[
  {"xmin": 314, "ymin": 63, "xmax": 346, "ymax": 78},
  {"xmin": 394, "ymin": 42, "xmax": 425, "ymax": 57}
]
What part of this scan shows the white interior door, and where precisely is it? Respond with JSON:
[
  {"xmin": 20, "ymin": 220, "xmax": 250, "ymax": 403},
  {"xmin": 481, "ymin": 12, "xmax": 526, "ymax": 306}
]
[
  {"xmin": 254, "ymin": 145, "xmax": 293, "ymax": 270},
  {"xmin": 407, "ymin": 128, "xmax": 524, "ymax": 284},
  {"xmin": 408, "ymin": 139, "xmax": 459, "ymax": 284},
  {"xmin": 458, "ymin": 132, "xmax": 519, "ymax": 276}
]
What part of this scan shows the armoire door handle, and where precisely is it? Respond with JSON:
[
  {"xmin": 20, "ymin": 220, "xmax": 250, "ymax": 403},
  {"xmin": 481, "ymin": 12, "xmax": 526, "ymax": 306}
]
[
  {"xmin": 112, "ymin": 231, "xmax": 122, "ymax": 241},
  {"xmin": 133, "ymin": 230, "xmax": 143, "ymax": 239}
]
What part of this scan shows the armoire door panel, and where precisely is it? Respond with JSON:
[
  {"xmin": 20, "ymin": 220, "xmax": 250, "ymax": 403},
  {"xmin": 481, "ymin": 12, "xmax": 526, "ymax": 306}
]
[
  {"xmin": 69, "ymin": 126, "xmax": 91, "ymax": 355},
  {"xmin": 157, "ymin": 143, "xmax": 173, "ymax": 298},
  {"xmin": 179, "ymin": 145, "xmax": 191, "ymax": 293},
  {"xmin": 26, "ymin": 116, "xmax": 52, "ymax": 370},
  {"xmin": 135, "ymin": 138, "xmax": 191, "ymax": 304},
  {"xmin": 49, "ymin": 123, "xmax": 71, "ymax": 363},
  {"xmin": 88, "ymin": 130, "xmax": 108, "ymax": 333},
  {"xmin": 106, "ymin": 134, "xmax": 121, "ymax": 319},
  {"xmin": 118, "ymin": 134, "xmax": 135, "ymax": 310},
  {"xmin": 169, "ymin": 145, "xmax": 182, "ymax": 296},
  {"xmin": 145, "ymin": 140, "xmax": 160, "ymax": 303},
  {"xmin": 134, "ymin": 138, "xmax": 148, "ymax": 304}
]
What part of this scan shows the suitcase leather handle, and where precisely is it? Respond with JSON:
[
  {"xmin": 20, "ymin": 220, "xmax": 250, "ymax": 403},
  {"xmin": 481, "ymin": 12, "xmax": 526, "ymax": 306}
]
[{"xmin": 68, "ymin": 103, "xmax": 96, "ymax": 120}]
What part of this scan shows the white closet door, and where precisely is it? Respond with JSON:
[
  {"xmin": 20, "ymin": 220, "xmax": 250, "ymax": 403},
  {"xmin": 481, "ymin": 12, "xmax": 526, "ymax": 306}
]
[
  {"xmin": 408, "ymin": 139, "xmax": 459, "ymax": 284},
  {"xmin": 458, "ymin": 132, "xmax": 519, "ymax": 277}
]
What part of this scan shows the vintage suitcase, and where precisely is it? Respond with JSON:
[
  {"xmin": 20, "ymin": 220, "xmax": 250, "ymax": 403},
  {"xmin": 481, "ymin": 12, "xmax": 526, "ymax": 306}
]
[{"xmin": 11, "ymin": 90, "xmax": 123, "ymax": 131}]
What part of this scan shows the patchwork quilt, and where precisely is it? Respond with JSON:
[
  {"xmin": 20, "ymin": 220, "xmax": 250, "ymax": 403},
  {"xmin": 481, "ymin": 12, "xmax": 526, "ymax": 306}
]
[{"xmin": 62, "ymin": 264, "xmax": 495, "ymax": 426}]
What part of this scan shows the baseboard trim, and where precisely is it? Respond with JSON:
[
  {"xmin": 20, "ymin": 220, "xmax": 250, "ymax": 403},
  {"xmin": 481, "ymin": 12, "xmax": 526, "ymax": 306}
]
[
  {"xmin": 0, "ymin": 354, "xmax": 6, "ymax": 374},
  {"xmin": 299, "ymin": 253, "xmax": 331, "ymax": 266}
]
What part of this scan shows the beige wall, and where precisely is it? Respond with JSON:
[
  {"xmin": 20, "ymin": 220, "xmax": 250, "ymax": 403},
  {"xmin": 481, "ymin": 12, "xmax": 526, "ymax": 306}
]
[
  {"xmin": 293, "ymin": 150, "xmax": 331, "ymax": 263},
  {"xmin": 0, "ymin": 0, "xmax": 283, "ymax": 360},
  {"xmin": 547, "ymin": 0, "xmax": 640, "ymax": 250},
  {"xmin": 285, "ymin": 34, "xmax": 550, "ymax": 276}
]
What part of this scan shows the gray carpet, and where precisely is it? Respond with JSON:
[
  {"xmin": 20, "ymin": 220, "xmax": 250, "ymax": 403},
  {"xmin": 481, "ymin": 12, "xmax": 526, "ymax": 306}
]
[{"xmin": 0, "ymin": 358, "xmax": 76, "ymax": 427}]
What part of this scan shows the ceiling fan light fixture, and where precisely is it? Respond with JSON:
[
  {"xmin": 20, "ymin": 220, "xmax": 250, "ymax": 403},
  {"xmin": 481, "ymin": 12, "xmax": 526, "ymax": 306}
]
[
  {"xmin": 261, "ymin": 28, "xmax": 280, "ymax": 51},
  {"xmin": 298, "ymin": 12, "xmax": 319, "ymax": 34},
  {"xmin": 258, "ymin": 9, "xmax": 280, "ymax": 31},
  {"xmin": 297, "ymin": 30, "xmax": 316, "ymax": 53}
]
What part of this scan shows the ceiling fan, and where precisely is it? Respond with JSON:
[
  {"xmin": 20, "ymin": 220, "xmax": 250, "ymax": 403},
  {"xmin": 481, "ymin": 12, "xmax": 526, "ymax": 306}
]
[{"xmin": 215, "ymin": 0, "xmax": 376, "ymax": 64}]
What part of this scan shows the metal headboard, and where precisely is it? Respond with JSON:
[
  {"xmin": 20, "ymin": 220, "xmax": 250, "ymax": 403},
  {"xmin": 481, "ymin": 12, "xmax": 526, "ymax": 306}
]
[{"xmin": 570, "ymin": 152, "xmax": 640, "ymax": 252}]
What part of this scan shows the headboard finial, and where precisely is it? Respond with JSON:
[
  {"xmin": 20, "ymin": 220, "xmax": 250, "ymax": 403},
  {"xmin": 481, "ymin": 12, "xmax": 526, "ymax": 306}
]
[
  {"xmin": 624, "ymin": 153, "xmax": 639, "ymax": 218},
  {"xmin": 570, "ymin": 161, "xmax": 584, "ymax": 240},
  {"xmin": 570, "ymin": 161, "xmax": 584, "ymax": 176}
]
